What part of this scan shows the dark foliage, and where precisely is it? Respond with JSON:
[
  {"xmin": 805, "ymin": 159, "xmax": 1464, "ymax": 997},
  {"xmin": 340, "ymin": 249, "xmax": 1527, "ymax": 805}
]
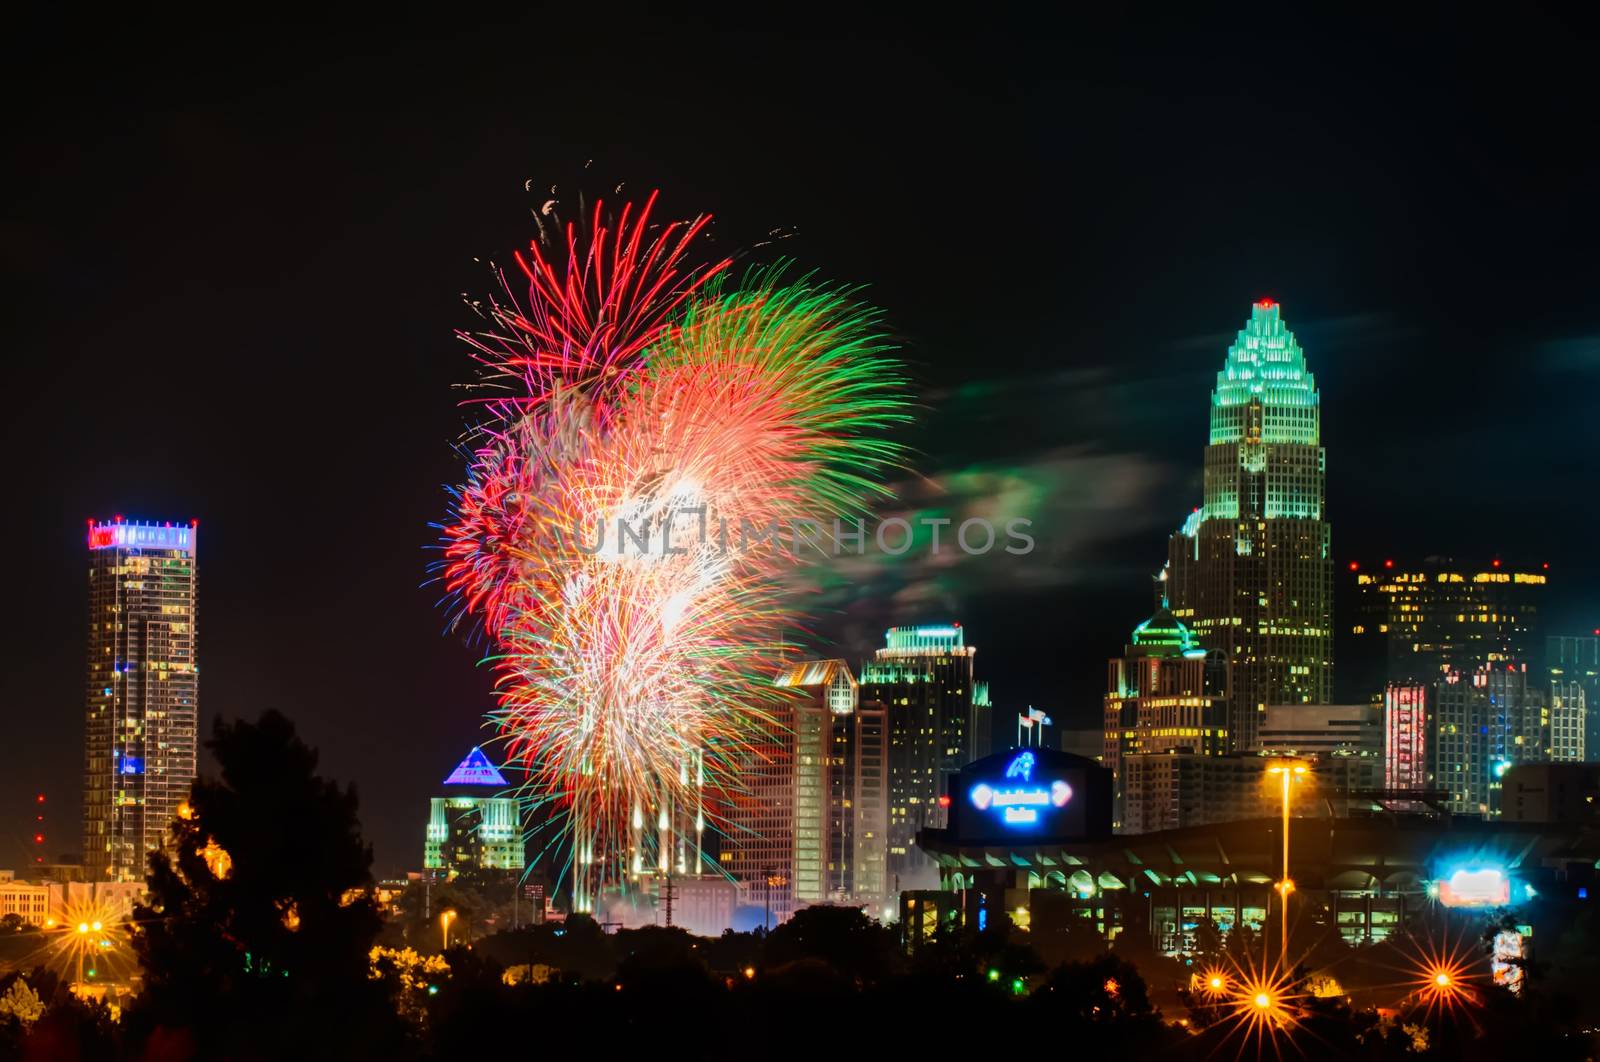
[{"xmin": 119, "ymin": 711, "xmax": 409, "ymax": 1060}]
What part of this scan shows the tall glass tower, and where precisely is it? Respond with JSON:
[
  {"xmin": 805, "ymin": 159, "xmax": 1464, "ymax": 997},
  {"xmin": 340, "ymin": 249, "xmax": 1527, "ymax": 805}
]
[
  {"xmin": 1164, "ymin": 301, "xmax": 1332, "ymax": 751},
  {"xmin": 859, "ymin": 624, "xmax": 979, "ymax": 889},
  {"xmin": 84, "ymin": 518, "xmax": 199, "ymax": 881}
]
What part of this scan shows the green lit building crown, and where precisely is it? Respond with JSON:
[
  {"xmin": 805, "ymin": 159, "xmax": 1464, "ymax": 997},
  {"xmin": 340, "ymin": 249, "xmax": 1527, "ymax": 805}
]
[{"xmin": 1210, "ymin": 299, "xmax": 1319, "ymax": 447}]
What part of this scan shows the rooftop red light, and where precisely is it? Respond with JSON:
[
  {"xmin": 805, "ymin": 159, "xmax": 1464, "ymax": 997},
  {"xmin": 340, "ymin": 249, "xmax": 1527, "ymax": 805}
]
[{"xmin": 1256, "ymin": 298, "xmax": 1276, "ymax": 308}]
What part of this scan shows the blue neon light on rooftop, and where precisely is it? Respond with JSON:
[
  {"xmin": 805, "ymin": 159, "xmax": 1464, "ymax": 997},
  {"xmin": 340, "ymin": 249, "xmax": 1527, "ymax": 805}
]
[{"xmin": 443, "ymin": 747, "xmax": 508, "ymax": 787}]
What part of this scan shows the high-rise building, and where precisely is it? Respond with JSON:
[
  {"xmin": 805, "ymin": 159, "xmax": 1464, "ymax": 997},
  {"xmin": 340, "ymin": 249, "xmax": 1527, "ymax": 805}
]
[
  {"xmin": 859, "ymin": 624, "xmax": 980, "ymax": 888},
  {"xmin": 423, "ymin": 748, "xmax": 525, "ymax": 877},
  {"xmin": 1102, "ymin": 606, "xmax": 1227, "ymax": 831},
  {"xmin": 1350, "ymin": 564, "xmax": 1553, "ymax": 809},
  {"xmin": 1548, "ymin": 680, "xmax": 1586, "ymax": 763},
  {"xmin": 721, "ymin": 660, "xmax": 888, "ymax": 922},
  {"xmin": 1163, "ymin": 301, "xmax": 1333, "ymax": 752},
  {"xmin": 1548, "ymin": 634, "xmax": 1598, "ymax": 759},
  {"xmin": 1348, "ymin": 558, "xmax": 1549, "ymax": 689},
  {"xmin": 721, "ymin": 692, "xmax": 798, "ymax": 922},
  {"xmin": 84, "ymin": 518, "xmax": 199, "ymax": 882},
  {"xmin": 1384, "ymin": 683, "xmax": 1431, "ymax": 791},
  {"xmin": 1432, "ymin": 664, "xmax": 1550, "ymax": 816}
]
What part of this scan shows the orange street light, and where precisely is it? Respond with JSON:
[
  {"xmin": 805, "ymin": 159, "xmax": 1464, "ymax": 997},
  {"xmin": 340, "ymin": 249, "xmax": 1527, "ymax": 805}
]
[
  {"xmin": 1266, "ymin": 761, "xmax": 1308, "ymax": 968},
  {"xmin": 440, "ymin": 910, "xmax": 457, "ymax": 951}
]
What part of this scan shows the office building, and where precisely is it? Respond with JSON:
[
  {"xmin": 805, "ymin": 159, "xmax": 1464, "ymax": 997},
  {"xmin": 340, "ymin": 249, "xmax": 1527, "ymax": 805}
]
[
  {"xmin": 1103, "ymin": 605, "xmax": 1227, "ymax": 831},
  {"xmin": 83, "ymin": 518, "xmax": 199, "ymax": 882},
  {"xmin": 1548, "ymin": 634, "xmax": 1599, "ymax": 759},
  {"xmin": 848, "ymin": 697, "xmax": 890, "ymax": 912},
  {"xmin": 0, "ymin": 872, "xmax": 49, "ymax": 926},
  {"xmin": 1347, "ymin": 558, "xmax": 1549, "ymax": 691},
  {"xmin": 1163, "ymin": 301, "xmax": 1333, "ymax": 752},
  {"xmin": 1384, "ymin": 682, "xmax": 1431, "ymax": 791},
  {"xmin": 1549, "ymin": 680, "xmax": 1586, "ymax": 762},
  {"xmin": 859, "ymin": 624, "xmax": 980, "ymax": 889},
  {"xmin": 1432, "ymin": 664, "xmax": 1550, "ymax": 816},
  {"xmin": 726, "ymin": 658, "xmax": 889, "ymax": 914},
  {"xmin": 1255, "ymin": 703, "xmax": 1382, "ymax": 757},
  {"xmin": 423, "ymin": 748, "xmax": 525, "ymax": 877},
  {"xmin": 722, "ymin": 660, "xmax": 888, "ymax": 922}
]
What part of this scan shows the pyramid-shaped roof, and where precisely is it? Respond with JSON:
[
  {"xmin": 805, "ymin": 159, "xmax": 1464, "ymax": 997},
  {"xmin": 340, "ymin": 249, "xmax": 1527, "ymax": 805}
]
[
  {"xmin": 1130, "ymin": 604, "xmax": 1203, "ymax": 656},
  {"xmin": 1212, "ymin": 300, "xmax": 1318, "ymax": 411},
  {"xmin": 443, "ymin": 746, "xmax": 507, "ymax": 787}
]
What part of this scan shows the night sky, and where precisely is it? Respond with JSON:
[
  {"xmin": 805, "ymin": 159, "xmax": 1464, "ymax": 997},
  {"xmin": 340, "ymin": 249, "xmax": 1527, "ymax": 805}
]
[{"xmin": 5, "ymin": 9, "xmax": 1598, "ymax": 875}]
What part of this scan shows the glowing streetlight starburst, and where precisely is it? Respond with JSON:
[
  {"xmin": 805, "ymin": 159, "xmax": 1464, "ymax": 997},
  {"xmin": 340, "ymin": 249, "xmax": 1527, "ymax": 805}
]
[
  {"xmin": 1208, "ymin": 954, "xmax": 1306, "ymax": 1055},
  {"xmin": 1198, "ymin": 967, "xmax": 1230, "ymax": 999},
  {"xmin": 39, "ymin": 896, "xmax": 134, "ymax": 990},
  {"xmin": 1410, "ymin": 937, "xmax": 1480, "ymax": 1019}
]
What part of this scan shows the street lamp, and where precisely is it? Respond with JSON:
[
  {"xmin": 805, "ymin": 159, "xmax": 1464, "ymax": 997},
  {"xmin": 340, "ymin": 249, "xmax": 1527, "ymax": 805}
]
[
  {"xmin": 1266, "ymin": 760, "xmax": 1308, "ymax": 969},
  {"xmin": 440, "ymin": 910, "xmax": 456, "ymax": 951}
]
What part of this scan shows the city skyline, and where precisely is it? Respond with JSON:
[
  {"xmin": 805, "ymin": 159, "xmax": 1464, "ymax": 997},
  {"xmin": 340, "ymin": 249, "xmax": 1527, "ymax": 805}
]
[{"xmin": 4, "ymin": 12, "xmax": 1600, "ymax": 877}]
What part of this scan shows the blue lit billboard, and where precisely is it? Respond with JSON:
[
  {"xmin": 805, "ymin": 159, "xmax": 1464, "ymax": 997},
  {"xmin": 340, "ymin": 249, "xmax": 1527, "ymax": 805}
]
[{"xmin": 950, "ymin": 747, "xmax": 1112, "ymax": 844}]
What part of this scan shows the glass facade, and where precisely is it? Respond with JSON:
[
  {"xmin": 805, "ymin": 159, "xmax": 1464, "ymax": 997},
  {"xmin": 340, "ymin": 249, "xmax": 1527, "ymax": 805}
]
[
  {"xmin": 859, "ymin": 625, "xmax": 979, "ymax": 887},
  {"xmin": 83, "ymin": 519, "xmax": 199, "ymax": 882},
  {"xmin": 1164, "ymin": 302, "xmax": 1333, "ymax": 752}
]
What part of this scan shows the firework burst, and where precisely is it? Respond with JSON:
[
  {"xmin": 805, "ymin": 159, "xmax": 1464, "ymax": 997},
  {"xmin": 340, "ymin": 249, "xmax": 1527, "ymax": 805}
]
[{"xmin": 438, "ymin": 195, "xmax": 908, "ymax": 903}]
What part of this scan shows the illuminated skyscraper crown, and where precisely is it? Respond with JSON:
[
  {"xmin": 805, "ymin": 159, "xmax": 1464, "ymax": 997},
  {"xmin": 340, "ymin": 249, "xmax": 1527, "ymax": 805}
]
[
  {"xmin": 443, "ymin": 746, "xmax": 508, "ymax": 787},
  {"xmin": 1210, "ymin": 300, "xmax": 1319, "ymax": 446},
  {"xmin": 1130, "ymin": 605, "xmax": 1203, "ymax": 656},
  {"xmin": 880, "ymin": 624, "xmax": 969, "ymax": 656}
]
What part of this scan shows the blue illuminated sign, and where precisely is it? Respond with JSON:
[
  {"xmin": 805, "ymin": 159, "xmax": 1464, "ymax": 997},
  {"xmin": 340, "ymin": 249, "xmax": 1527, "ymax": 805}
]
[
  {"xmin": 970, "ymin": 773, "xmax": 1072, "ymax": 828},
  {"xmin": 1006, "ymin": 752, "xmax": 1035, "ymax": 781},
  {"xmin": 118, "ymin": 756, "xmax": 144, "ymax": 775}
]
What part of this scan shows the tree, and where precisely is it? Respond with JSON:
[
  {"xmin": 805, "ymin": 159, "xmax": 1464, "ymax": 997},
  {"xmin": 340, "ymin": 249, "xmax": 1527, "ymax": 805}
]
[
  {"xmin": 1027, "ymin": 954, "xmax": 1180, "ymax": 1052},
  {"xmin": 0, "ymin": 977, "xmax": 44, "ymax": 1026},
  {"xmin": 763, "ymin": 905, "xmax": 901, "ymax": 984},
  {"xmin": 123, "ymin": 711, "xmax": 408, "ymax": 1058}
]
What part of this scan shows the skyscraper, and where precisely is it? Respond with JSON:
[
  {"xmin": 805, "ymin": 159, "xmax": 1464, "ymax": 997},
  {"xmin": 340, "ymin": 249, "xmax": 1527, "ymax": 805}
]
[
  {"xmin": 84, "ymin": 518, "xmax": 199, "ymax": 882},
  {"xmin": 1432, "ymin": 663, "xmax": 1550, "ymax": 816},
  {"xmin": 1351, "ymin": 560, "xmax": 1553, "ymax": 805},
  {"xmin": 859, "ymin": 624, "xmax": 979, "ymax": 888},
  {"xmin": 720, "ymin": 660, "xmax": 888, "ymax": 922},
  {"xmin": 1102, "ymin": 606, "xmax": 1227, "ymax": 831},
  {"xmin": 423, "ymin": 748, "xmax": 525, "ymax": 877},
  {"xmin": 1548, "ymin": 634, "xmax": 1598, "ymax": 758},
  {"xmin": 1163, "ymin": 301, "xmax": 1333, "ymax": 752},
  {"xmin": 1348, "ymin": 558, "xmax": 1549, "ymax": 688}
]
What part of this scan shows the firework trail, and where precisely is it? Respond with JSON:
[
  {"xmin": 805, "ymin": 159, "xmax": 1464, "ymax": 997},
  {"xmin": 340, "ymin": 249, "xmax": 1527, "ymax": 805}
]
[{"xmin": 438, "ymin": 195, "xmax": 908, "ymax": 904}]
